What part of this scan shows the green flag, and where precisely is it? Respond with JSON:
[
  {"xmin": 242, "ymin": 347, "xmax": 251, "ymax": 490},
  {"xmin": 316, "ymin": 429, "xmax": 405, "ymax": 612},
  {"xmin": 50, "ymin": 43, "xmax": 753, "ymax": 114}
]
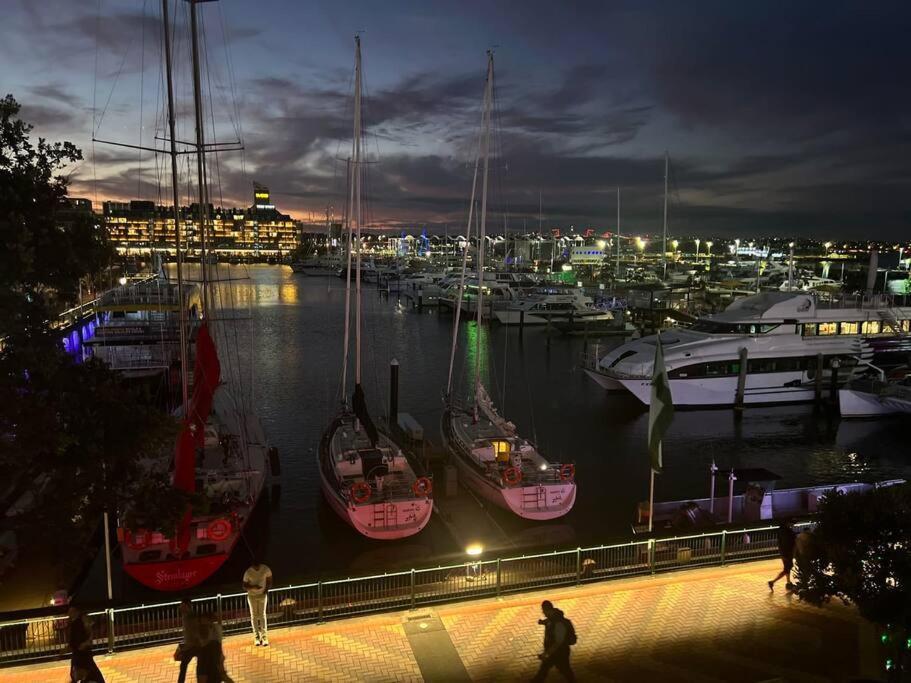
[{"xmin": 648, "ymin": 333, "xmax": 674, "ymax": 472}]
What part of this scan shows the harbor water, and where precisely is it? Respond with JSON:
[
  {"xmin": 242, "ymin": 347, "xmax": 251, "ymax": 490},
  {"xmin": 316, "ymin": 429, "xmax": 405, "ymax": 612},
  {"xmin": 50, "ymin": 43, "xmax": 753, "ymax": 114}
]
[{"xmin": 81, "ymin": 265, "xmax": 911, "ymax": 602}]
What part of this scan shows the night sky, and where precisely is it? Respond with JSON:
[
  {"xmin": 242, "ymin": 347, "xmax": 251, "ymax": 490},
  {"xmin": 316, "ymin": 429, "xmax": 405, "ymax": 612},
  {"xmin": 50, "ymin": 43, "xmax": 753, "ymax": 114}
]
[{"xmin": 3, "ymin": 0, "xmax": 910, "ymax": 238}]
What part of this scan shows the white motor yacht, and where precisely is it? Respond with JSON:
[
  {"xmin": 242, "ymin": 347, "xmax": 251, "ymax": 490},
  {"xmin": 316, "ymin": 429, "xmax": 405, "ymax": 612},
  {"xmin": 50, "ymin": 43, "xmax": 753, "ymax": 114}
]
[{"xmin": 590, "ymin": 291, "xmax": 911, "ymax": 407}]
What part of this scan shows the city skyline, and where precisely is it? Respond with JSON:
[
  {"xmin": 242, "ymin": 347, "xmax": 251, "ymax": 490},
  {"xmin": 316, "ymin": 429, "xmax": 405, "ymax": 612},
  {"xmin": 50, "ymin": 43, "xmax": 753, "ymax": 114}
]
[{"xmin": 3, "ymin": 1, "xmax": 910, "ymax": 238}]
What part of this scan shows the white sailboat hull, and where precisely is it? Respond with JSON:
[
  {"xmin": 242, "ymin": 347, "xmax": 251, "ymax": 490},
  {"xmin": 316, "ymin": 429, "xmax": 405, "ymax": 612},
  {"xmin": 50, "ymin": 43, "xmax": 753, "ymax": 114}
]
[
  {"xmin": 441, "ymin": 408, "xmax": 576, "ymax": 521},
  {"xmin": 318, "ymin": 467, "xmax": 433, "ymax": 539}
]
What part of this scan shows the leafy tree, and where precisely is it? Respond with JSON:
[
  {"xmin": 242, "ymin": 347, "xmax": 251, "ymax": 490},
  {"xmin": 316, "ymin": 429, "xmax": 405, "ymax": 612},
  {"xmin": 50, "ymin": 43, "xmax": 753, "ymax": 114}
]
[
  {"xmin": 0, "ymin": 95, "xmax": 179, "ymax": 583},
  {"xmin": 794, "ymin": 483, "xmax": 911, "ymax": 681}
]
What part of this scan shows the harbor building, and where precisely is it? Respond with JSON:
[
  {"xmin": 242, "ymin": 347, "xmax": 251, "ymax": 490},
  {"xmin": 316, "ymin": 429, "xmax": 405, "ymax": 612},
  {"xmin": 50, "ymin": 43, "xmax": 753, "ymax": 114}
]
[{"xmin": 102, "ymin": 183, "xmax": 300, "ymax": 257}]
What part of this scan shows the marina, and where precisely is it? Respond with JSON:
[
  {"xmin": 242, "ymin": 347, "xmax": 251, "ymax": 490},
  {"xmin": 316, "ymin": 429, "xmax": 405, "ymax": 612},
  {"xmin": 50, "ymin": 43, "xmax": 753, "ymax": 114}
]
[
  {"xmin": 53, "ymin": 264, "xmax": 910, "ymax": 606},
  {"xmin": 2, "ymin": 2, "xmax": 911, "ymax": 679}
]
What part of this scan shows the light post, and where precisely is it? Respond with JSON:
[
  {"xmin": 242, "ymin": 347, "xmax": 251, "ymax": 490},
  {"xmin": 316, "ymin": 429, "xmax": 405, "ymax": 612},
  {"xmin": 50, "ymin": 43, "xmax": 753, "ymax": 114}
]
[
  {"xmin": 465, "ymin": 543, "xmax": 483, "ymax": 581},
  {"xmin": 695, "ymin": 238, "xmax": 701, "ymax": 260}
]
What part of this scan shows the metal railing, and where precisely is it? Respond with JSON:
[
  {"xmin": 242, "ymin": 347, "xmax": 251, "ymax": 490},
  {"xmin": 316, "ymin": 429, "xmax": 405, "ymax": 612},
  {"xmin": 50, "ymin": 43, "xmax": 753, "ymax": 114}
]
[{"xmin": 0, "ymin": 521, "xmax": 810, "ymax": 666}]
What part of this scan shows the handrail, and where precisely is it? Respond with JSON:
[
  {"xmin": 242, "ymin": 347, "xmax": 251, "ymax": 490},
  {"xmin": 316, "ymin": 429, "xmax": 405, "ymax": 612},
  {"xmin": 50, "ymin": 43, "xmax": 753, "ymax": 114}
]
[{"xmin": 0, "ymin": 520, "xmax": 811, "ymax": 666}]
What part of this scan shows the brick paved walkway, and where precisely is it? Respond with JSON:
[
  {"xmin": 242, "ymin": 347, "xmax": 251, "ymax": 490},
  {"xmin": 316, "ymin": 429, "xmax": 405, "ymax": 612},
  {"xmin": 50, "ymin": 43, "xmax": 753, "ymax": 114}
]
[{"xmin": 0, "ymin": 560, "xmax": 877, "ymax": 682}]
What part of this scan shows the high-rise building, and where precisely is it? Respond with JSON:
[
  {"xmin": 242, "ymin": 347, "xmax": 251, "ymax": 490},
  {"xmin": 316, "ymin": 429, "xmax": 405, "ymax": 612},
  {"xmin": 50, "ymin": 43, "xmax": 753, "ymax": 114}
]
[{"xmin": 100, "ymin": 183, "xmax": 300, "ymax": 256}]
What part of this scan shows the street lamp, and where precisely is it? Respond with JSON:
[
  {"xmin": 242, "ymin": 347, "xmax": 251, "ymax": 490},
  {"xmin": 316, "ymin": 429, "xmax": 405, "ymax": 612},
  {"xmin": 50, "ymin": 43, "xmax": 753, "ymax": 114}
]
[
  {"xmin": 706, "ymin": 241, "xmax": 713, "ymax": 257},
  {"xmin": 465, "ymin": 543, "xmax": 483, "ymax": 581},
  {"xmin": 695, "ymin": 238, "xmax": 701, "ymax": 258}
]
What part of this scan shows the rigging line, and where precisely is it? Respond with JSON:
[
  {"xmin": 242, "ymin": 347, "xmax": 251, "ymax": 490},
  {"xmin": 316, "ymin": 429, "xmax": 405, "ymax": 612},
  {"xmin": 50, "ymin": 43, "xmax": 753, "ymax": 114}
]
[
  {"xmin": 91, "ymin": 0, "xmax": 102, "ymax": 209},
  {"xmin": 217, "ymin": 3, "xmax": 242, "ymax": 142},
  {"xmin": 137, "ymin": 0, "xmax": 148, "ymax": 200},
  {"xmin": 94, "ymin": 33, "xmax": 135, "ymax": 137}
]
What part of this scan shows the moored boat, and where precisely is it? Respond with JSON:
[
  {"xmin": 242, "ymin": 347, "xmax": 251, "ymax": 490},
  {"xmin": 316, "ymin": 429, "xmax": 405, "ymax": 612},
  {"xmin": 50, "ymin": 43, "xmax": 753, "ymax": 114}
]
[
  {"xmin": 317, "ymin": 36, "xmax": 432, "ymax": 541},
  {"xmin": 440, "ymin": 51, "xmax": 575, "ymax": 521}
]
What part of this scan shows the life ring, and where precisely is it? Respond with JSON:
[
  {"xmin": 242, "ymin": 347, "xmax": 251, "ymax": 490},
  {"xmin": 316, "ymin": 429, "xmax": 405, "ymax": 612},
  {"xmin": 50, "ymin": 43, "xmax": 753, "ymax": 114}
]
[
  {"xmin": 559, "ymin": 463, "xmax": 575, "ymax": 481},
  {"xmin": 503, "ymin": 466, "xmax": 522, "ymax": 486},
  {"xmin": 126, "ymin": 529, "xmax": 149, "ymax": 550},
  {"xmin": 207, "ymin": 517, "xmax": 232, "ymax": 542},
  {"xmin": 350, "ymin": 481, "xmax": 372, "ymax": 504},
  {"xmin": 412, "ymin": 477, "xmax": 433, "ymax": 497}
]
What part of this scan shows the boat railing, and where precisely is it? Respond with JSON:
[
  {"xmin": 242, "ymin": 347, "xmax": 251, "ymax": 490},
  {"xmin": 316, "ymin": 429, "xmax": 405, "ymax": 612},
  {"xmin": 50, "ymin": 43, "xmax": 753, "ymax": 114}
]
[{"xmin": 0, "ymin": 520, "xmax": 813, "ymax": 665}]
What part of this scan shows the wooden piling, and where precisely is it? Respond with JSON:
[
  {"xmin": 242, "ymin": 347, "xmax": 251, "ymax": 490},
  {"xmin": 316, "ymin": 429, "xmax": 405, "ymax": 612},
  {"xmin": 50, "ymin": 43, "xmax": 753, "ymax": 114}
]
[
  {"xmin": 734, "ymin": 347, "xmax": 748, "ymax": 413},
  {"xmin": 814, "ymin": 353, "xmax": 824, "ymax": 405}
]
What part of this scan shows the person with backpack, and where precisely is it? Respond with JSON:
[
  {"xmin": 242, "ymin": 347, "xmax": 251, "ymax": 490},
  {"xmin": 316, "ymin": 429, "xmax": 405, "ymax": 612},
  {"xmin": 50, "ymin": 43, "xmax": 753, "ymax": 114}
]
[{"xmin": 532, "ymin": 600, "xmax": 576, "ymax": 682}]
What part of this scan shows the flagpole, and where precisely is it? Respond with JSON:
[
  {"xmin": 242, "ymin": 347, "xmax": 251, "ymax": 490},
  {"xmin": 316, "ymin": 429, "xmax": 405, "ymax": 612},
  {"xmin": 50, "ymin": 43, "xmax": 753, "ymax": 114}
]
[{"xmin": 648, "ymin": 446, "xmax": 658, "ymax": 533}]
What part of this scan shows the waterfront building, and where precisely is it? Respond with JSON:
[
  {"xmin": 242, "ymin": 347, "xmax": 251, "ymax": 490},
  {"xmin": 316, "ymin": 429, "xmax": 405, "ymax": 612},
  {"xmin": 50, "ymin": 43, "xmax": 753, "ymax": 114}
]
[{"xmin": 102, "ymin": 183, "xmax": 300, "ymax": 257}]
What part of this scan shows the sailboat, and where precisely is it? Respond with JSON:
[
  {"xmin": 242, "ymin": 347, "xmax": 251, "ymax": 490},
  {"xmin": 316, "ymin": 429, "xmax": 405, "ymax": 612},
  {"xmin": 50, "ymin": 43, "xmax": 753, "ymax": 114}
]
[
  {"xmin": 117, "ymin": 0, "xmax": 270, "ymax": 591},
  {"xmin": 317, "ymin": 36, "xmax": 433, "ymax": 540},
  {"xmin": 441, "ymin": 52, "xmax": 576, "ymax": 521}
]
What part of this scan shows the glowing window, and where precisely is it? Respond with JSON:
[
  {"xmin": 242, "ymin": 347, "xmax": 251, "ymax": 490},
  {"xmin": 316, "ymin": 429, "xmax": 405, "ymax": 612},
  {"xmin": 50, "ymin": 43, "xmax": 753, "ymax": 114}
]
[
  {"xmin": 839, "ymin": 321, "xmax": 858, "ymax": 335},
  {"xmin": 861, "ymin": 320, "xmax": 881, "ymax": 335},
  {"xmin": 818, "ymin": 322, "xmax": 837, "ymax": 336}
]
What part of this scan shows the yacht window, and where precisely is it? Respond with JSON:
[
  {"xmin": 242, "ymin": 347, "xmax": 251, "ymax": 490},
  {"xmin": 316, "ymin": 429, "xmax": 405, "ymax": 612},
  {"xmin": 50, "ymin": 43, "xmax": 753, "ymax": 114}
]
[
  {"xmin": 861, "ymin": 320, "xmax": 881, "ymax": 335},
  {"xmin": 818, "ymin": 322, "xmax": 837, "ymax": 336},
  {"xmin": 608, "ymin": 350, "xmax": 637, "ymax": 368},
  {"xmin": 803, "ymin": 324, "xmax": 817, "ymax": 336},
  {"xmin": 902, "ymin": 320, "xmax": 910, "ymax": 332},
  {"xmin": 669, "ymin": 363, "xmax": 705, "ymax": 379},
  {"xmin": 839, "ymin": 322, "xmax": 858, "ymax": 335}
]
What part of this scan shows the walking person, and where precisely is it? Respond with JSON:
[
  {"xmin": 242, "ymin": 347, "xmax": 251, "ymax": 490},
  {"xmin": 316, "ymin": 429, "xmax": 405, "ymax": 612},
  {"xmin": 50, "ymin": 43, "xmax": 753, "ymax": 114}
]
[
  {"xmin": 67, "ymin": 606, "xmax": 105, "ymax": 683},
  {"xmin": 532, "ymin": 600, "xmax": 576, "ymax": 682},
  {"xmin": 768, "ymin": 520, "xmax": 797, "ymax": 591},
  {"xmin": 195, "ymin": 613, "xmax": 235, "ymax": 683},
  {"xmin": 242, "ymin": 558, "xmax": 272, "ymax": 646},
  {"xmin": 175, "ymin": 599, "xmax": 202, "ymax": 683}
]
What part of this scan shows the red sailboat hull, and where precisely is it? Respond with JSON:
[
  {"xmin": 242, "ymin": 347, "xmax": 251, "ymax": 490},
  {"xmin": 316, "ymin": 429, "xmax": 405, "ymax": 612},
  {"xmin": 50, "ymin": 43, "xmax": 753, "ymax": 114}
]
[{"xmin": 122, "ymin": 553, "xmax": 230, "ymax": 592}]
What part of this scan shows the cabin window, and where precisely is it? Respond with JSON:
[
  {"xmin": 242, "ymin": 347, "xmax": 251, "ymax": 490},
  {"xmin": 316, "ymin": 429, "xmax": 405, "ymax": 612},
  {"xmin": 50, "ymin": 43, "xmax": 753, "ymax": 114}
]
[
  {"xmin": 818, "ymin": 322, "xmax": 837, "ymax": 336},
  {"xmin": 803, "ymin": 324, "xmax": 817, "ymax": 336},
  {"xmin": 902, "ymin": 320, "xmax": 910, "ymax": 332},
  {"xmin": 839, "ymin": 322, "xmax": 858, "ymax": 335},
  {"xmin": 861, "ymin": 320, "xmax": 881, "ymax": 334},
  {"xmin": 608, "ymin": 350, "xmax": 637, "ymax": 368},
  {"xmin": 491, "ymin": 440, "xmax": 511, "ymax": 462}
]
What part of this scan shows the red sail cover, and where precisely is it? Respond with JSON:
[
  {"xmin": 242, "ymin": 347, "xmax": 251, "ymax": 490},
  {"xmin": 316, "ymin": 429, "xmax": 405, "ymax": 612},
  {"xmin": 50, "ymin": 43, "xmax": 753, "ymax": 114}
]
[
  {"xmin": 190, "ymin": 323, "xmax": 221, "ymax": 444},
  {"xmin": 171, "ymin": 323, "xmax": 221, "ymax": 553}
]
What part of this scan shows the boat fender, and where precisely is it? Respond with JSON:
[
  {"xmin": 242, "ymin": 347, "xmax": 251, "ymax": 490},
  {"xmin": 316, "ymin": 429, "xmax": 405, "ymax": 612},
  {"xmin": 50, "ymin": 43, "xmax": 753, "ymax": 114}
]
[
  {"xmin": 503, "ymin": 466, "xmax": 523, "ymax": 486},
  {"xmin": 412, "ymin": 477, "xmax": 433, "ymax": 497},
  {"xmin": 207, "ymin": 518, "xmax": 232, "ymax": 542},
  {"xmin": 350, "ymin": 481, "xmax": 372, "ymax": 504},
  {"xmin": 559, "ymin": 463, "xmax": 575, "ymax": 481},
  {"xmin": 268, "ymin": 446, "xmax": 281, "ymax": 476}
]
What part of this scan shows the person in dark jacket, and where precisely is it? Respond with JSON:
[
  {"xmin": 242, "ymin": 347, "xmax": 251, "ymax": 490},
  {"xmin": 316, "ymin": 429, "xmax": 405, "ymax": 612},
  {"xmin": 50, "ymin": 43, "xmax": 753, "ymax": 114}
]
[
  {"xmin": 768, "ymin": 520, "xmax": 797, "ymax": 591},
  {"xmin": 532, "ymin": 600, "xmax": 575, "ymax": 682},
  {"xmin": 67, "ymin": 606, "xmax": 105, "ymax": 683},
  {"xmin": 176, "ymin": 599, "xmax": 202, "ymax": 683}
]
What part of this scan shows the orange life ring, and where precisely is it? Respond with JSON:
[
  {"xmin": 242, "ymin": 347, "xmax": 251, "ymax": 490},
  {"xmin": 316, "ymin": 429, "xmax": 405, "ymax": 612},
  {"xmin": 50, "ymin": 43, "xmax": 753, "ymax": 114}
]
[
  {"xmin": 350, "ymin": 481, "xmax": 372, "ymax": 504},
  {"xmin": 126, "ymin": 529, "xmax": 149, "ymax": 550},
  {"xmin": 207, "ymin": 517, "xmax": 232, "ymax": 542},
  {"xmin": 412, "ymin": 477, "xmax": 433, "ymax": 497},
  {"xmin": 503, "ymin": 466, "xmax": 522, "ymax": 486},
  {"xmin": 559, "ymin": 463, "xmax": 575, "ymax": 481}
]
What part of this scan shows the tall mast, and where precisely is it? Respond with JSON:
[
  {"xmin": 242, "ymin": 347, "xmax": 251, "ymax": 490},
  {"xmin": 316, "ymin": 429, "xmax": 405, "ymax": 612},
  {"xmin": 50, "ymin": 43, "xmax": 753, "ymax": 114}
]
[
  {"xmin": 616, "ymin": 186, "xmax": 621, "ymax": 281},
  {"xmin": 189, "ymin": 0, "xmax": 211, "ymax": 312},
  {"xmin": 340, "ymin": 155, "xmax": 354, "ymax": 400},
  {"xmin": 161, "ymin": 0, "xmax": 188, "ymax": 413},
  {"xmin": 353, "ymin": 36, "xmax": 363, "ymax": 388},
  {"xmin": 662, "ymin": 151, "xmax": 668, "ymax": 280},
  {"xmin": 474, "ymin": 50, "xmax": 494, "ymax": 422}
]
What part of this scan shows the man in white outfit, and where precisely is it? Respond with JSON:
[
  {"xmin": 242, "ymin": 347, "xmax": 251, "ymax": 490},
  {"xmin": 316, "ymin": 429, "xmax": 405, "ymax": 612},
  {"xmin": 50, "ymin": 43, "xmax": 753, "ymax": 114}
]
[{"xmin": 242, "ymin": 558, "xmax": 272, "ymax": 646}]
